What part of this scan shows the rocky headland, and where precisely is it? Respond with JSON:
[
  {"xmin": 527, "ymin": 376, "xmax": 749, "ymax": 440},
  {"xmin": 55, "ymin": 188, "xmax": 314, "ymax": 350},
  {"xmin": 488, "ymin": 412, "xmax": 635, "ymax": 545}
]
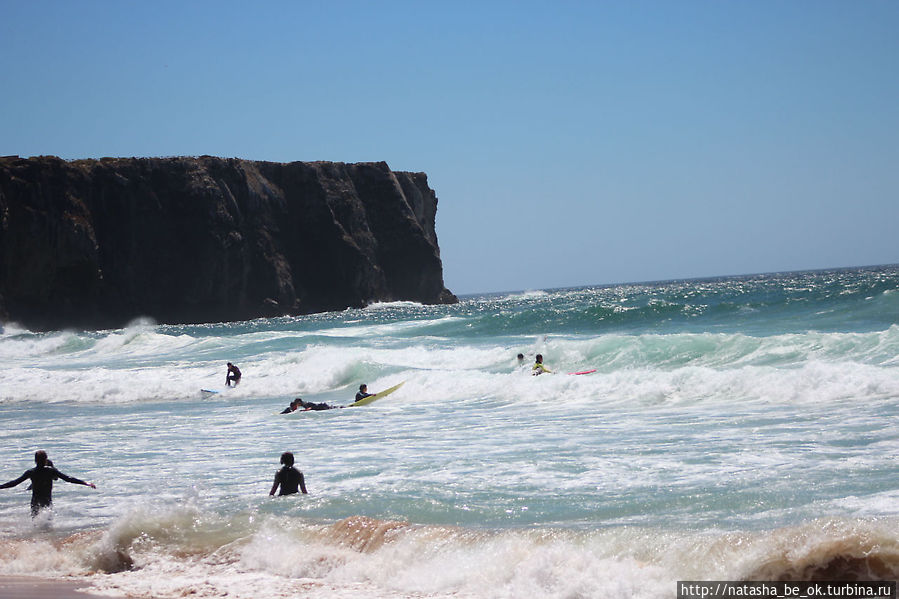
[{"xmin": 0, "ymin": 155, "xmax": 457, "ymax": 330}]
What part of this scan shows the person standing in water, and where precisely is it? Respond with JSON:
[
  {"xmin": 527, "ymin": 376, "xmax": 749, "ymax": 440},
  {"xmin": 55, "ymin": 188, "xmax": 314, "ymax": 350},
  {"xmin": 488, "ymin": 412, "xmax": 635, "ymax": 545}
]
[
  {"xmin": 269, "ymin": 452, "xmax": 307, "ymax": 496},
  {"xmin": 532, "ymin": 354, "xmax": 552, "ymax": 375},
  {"xmin": 0, "ymin": 450, "xmax": 96, "ymax": 516},
  {"xmin": 226, "ymin": 362, "xmax": 242, "ymax": 387}
]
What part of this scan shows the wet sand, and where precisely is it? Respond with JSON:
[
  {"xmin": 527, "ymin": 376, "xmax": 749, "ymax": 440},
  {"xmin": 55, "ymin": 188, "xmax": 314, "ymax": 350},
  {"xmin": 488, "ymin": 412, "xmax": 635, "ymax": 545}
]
[{"xmin": 0, "ymin": 576, "xmax": 106, "ymax": 599}]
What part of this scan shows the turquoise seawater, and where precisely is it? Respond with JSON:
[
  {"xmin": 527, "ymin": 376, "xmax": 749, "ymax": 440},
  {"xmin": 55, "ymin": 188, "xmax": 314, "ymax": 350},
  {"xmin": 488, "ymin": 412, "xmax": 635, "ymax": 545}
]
[{"xmin": 0, "ymin": 265, "xmax": 897, "ymax": 598}]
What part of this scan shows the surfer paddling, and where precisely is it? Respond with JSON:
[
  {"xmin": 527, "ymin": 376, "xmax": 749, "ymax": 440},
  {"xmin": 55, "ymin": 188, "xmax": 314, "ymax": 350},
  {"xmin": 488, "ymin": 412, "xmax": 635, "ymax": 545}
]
[
  {"xmin": 0, "ymin": 450, "xmax": 96, "ymax": 517},
  {"xmin": 281, "ymin": 398, "xmax": 338, "ymax": 413},
  {"xmin": 532, "ymin": 354, "xmax": 552, "ymax": 375},
  {"xmin": 280, "ymin": 399, "xmax": 301, "ymax": 413},
  {"xmin": 298, "ymin": 399, "xmax": 338, "ymax": 411},
  {"xmin": 269, "ymin": 452, "xmax": 308, "ymax": 496}
]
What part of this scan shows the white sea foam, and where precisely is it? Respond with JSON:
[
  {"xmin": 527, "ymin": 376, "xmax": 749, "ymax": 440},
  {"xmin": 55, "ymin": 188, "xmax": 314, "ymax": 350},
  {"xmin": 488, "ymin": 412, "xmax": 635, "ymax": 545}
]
[
  {"xmin": 1, "ymin": 324, "xmax": 898, "ymax": 408},
  {"xmin": 2, "ymin": 513, "xmax": 897, "ymax": 599}
]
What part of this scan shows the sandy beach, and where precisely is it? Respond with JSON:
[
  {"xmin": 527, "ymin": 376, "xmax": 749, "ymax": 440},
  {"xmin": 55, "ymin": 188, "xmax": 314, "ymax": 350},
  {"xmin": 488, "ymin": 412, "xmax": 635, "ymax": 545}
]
[{"xmin": 0, "ymin": 577, "xmax": 105, "ymax": 599}]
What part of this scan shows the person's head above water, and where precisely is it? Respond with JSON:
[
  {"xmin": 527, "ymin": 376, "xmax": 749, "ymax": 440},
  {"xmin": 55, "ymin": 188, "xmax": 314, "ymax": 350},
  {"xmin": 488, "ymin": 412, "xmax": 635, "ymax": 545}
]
[
  {"xmin": 359, "ymin": 384, "xmax": 367, "ymax": 392},
  {"xmin": 535, "ymin": 354, "xmax": 543, "ymax": 363},
  {"xmin": 34, "ymin": 450, "xmax": 48, "ymax": 467},
  {"xmin": 280, "ymin": 452, "xmax": 295, "ymax": 467}
]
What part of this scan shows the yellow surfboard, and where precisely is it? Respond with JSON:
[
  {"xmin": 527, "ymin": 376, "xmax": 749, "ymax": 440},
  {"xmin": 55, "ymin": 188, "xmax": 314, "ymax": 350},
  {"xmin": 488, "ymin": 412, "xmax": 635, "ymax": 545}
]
[{"xmin": 347, "ymin": 381, "xmax": 405, "ymax": 407}]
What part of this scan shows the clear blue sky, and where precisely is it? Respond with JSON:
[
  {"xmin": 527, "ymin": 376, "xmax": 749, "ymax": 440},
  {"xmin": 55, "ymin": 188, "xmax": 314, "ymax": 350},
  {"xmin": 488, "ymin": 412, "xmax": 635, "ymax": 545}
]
[{"xmin": 2, "ymin": 1, "xmax": 897, "ymax": 295}]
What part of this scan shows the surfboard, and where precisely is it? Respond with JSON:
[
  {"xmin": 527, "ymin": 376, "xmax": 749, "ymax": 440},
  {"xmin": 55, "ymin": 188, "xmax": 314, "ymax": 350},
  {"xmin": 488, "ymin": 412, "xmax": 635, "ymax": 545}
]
[
  {"xmin": 568, "ymin": 369, "xmax": 596, "ymax": 375},
  {"xmin": 347, "ymin": 381, "xmax": 405, "ymax": 407},
  {"xmin": 200, "ymin": 389, "xmax": 220, "ymax": 398}
]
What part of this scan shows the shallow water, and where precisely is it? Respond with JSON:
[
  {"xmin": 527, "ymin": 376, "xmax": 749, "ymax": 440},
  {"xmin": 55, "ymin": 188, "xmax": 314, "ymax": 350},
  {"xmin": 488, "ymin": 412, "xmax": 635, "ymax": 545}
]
[{"xmin": 1, "ymin": 266, "xmax": 898, "ymax": 597}]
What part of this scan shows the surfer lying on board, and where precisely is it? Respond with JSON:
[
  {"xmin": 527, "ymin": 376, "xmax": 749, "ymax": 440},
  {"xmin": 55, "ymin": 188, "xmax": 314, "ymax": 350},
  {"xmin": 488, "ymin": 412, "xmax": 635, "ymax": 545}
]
[
  {"xmin": 225, "ymin": 362, "xmax": 241, "ymax": 387},
  {"xmin": 299, "ymin": 399, "xmax": 338, "ymax": 411},
  {"xmin": 302, "ymin": 398, "xmax": 338, "ymax": 411},
  {"xmin": 281, "ymin": 398, "xmax": 339, "ymax": 412},
  {"xmin": 0, "ymin": 450, "xmax": 96, "ymax": 517},
  {"xmin": 269, "ymin": 452, "xmax": 307, "ymax": 496},
  {"xmin": 355, "ymin": 384, "xmax": 374, "ymax": 402},
  {"xmin": 532, "ymin": 354, "xmax": 552, "ymax": 375},
  {"xmin": 280, "ymin": 399, "xmax": 301, "ymax": 413}
]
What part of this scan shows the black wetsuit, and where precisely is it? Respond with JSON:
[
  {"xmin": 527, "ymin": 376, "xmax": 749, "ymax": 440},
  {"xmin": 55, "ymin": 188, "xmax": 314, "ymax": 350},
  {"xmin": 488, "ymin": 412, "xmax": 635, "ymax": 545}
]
[
  {"xmin": 227, "ymin": 365, "xmax": 242, "ymax": 386},
  {"xmin": 303, "ymin": 401, "xmax": 335, "ymax": 411},
  {"xmin": 0, "ymin": 465, "xmax": 89, "ymax": 516},
  {"xmin": 354, "ymin": 392, "xmax": 373, "ymax": 402},
  {"xmin": 272, "ymin": 466, "xmax": 306, "ymax": 495}
]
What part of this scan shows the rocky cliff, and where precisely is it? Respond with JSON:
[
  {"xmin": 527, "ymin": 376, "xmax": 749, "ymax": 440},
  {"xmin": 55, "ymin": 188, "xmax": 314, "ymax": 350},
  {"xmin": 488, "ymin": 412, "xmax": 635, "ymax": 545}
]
[{"xmin": 0, "ymin": 155, "xmax": 457, "ymax": 330}]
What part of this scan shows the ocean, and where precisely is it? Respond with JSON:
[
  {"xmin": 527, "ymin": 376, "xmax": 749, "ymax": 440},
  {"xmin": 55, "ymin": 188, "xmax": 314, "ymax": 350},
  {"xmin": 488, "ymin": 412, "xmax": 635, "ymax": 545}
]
[{"xmin": 1, "ymin": 265, "xmax": 898, "ymax": 598}]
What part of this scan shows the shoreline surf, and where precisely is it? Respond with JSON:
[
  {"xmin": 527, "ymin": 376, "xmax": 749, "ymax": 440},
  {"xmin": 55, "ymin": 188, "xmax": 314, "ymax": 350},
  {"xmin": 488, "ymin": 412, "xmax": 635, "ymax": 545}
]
[{"xmin": 1, "ymin": 515, "xmax": 897, "ymax": 598}]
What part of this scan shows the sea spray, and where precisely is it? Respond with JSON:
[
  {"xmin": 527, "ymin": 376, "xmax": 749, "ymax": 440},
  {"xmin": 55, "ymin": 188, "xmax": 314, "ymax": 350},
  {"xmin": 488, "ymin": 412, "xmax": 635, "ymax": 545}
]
[{"xmin": 5, "ymin": 514, "xmax": 897, "ymax": 597}]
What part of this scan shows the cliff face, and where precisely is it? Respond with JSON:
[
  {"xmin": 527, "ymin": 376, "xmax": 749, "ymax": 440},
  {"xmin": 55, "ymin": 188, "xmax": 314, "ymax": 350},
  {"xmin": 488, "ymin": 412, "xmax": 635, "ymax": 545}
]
[{"xmin": 0, "ymin": 155, "xmax": 457, "ymax": 330}]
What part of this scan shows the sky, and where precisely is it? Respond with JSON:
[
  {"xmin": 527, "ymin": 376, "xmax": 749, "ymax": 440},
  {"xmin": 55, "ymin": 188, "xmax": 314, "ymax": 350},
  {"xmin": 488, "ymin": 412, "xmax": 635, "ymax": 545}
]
[{"xmin": 1, "ymin": 1, "xmax": 897, "ymax": 295}]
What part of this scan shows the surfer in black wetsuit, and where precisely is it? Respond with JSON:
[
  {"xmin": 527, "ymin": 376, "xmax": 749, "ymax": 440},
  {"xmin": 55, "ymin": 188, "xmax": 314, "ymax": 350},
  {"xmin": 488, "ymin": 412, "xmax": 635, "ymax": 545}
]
[
  {"xmin": 280, "ymin": 399, "xmax": 300, "ymax": 413},
  {"xmin": 281, "ymin": 398, "xmax": 337, "ymax": 412},
  {"xmin": 226, "ymin": 362, "xmax": 242, "ymax": 387},
  {"xmin": 269, "ymin": 452, "xmax": 307, "ymax": 496},
  {"xmin": 354, "ymin": 384, "xmax": 374, "ymax": 403},
  {"xmin": 0, "ymin": 450, "xmax": 96, "ymax": 516},
  {"xmin": 297, "ymin": 399, "xmax": 337, "ymax": 411}
]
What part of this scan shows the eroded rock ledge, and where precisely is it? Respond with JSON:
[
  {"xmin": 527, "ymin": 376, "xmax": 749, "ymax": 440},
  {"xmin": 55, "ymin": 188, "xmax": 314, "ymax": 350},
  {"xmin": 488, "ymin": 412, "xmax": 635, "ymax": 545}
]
[{"xmin": 0, "ymin": 155, "xmax": 457, "ymax": 330}]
